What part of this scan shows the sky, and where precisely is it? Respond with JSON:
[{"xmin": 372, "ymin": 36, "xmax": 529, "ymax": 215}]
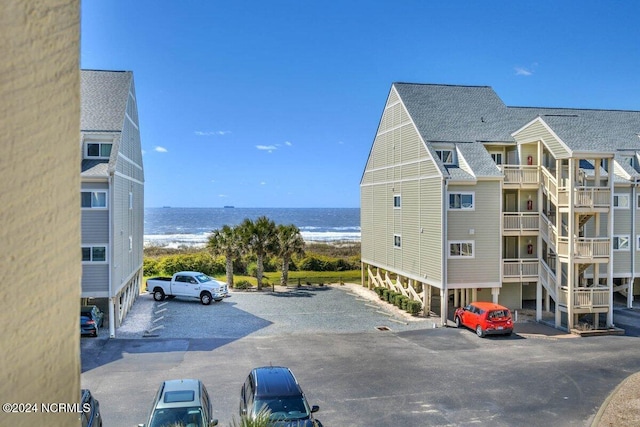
[{"xmin": 81, "ymin": 1, "xmax": 640, "ymax": 208}]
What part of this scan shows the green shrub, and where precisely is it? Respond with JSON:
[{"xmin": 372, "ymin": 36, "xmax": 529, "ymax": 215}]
[
  {"xmin": 157, "ymin": 253, "xmax": 225, "ymax": 276},
  {"xmin": 396, "ymin": 295, "xmax": 408, "ymax": 309},
  {"xmin": 406, "ymin": 300, "xmax": 422, "ymax": 315},
  {"xmin": 234, "ymin": 280, "xmax": 252, "ymax": 290},
  {"xmin": 143, "ymin": 258, "xmax": 160, "ymax": 276},
  {"xmin": 382, "ymin": 289, "xmax": 390, "ymax": 301}
]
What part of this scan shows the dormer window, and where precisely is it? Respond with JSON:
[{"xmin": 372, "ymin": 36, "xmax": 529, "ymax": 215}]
[
  {"xmin": 86, "ymin": 142, "xmax": 112, "ymax": 159},
  {"xmin": 435, "ymin": 149, "xmax": 455, "ymax": 165}
]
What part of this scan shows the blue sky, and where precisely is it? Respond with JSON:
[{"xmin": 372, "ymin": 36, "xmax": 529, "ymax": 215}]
[{"xmin": 81, "ymin": 1, "xmax": 640, "ymax": 208}]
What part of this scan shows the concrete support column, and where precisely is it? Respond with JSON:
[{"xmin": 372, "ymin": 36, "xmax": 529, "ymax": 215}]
[
  {"xmin": 440, "ymin": 288, "xmax": 447, "ymax": 326},
  {"xmin": 536, "ymin": 281, "xmax": 543, "ymax": 321}
]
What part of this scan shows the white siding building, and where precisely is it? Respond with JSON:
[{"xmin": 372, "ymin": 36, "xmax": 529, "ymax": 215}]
[
  {"xmin": 361, "ymin": 83, "xmax": 640, "ymax": 332},
  {"xmin": 81, "ymin": 70, "xmax": 145, "ymax": 337}
]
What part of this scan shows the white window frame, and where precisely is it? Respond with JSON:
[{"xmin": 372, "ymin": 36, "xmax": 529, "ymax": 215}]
[
  {"xmin": 435, "ymin": 149, "xmax": 455, "ymax": 165},
  {"xmin": 81, "ymin": 245, "xmax": 108, "ymax": 263},
  {"xmin": 393, "ymin": 195, "xmax": 401, "ymax": 209},
  {"xmin": 490, "ymin": 151, "xmax": 503, "ymax": 165},
  {"xmin": 85, "ymin": 142, "xmax": 113, "ymax": 159},
  {"xmin": 637, "ymin": 235, "xmax": 640, "ymax": 251},
  {"xmin": 613, "ymin": 235, "xmax": 630, "ymax": 251},
  {"xmin": 613, "ymin": 194, "xmax": 630, "ymax": 209},
  {"xmin": 449, "ymin": 241, "xmax": 474, "ymax": 258},
  {"xmin": 448, "ymin": 192, "xmax": 475, "ymax": 210},
  {"xmin": 129, "ymin": 192, "xmax": 134, "ymax": 210},
  {"xmin": 129, "ymin": 236, "xmax": 133, "ymax": 252},
  {"xmin": 393, "ymin": 234, "xmax": 402, "ymax": 248},
  {"xmin": 636, "ymin": 194, "xmax": 640, "ymax": 209},
  {"xmin": 81, "ymin": 191, "xmax": 108, "ymax": 209}
]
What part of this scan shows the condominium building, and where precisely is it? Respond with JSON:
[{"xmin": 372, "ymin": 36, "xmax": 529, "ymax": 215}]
[
  {"xmin": 81, "ymin": 70, "xmax": 145, "ymax": 337},
  {"xmin": 360, "ymin": 83, "xmax": 640, "ymax": 331}
]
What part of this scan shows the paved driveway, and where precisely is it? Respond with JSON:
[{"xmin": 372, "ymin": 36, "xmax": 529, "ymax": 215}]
[{"xmin": 81, "ymin": 286, "xmax": 640, "ymax": 427}]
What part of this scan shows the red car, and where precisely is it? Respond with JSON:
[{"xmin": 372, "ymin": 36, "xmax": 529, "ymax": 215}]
[{"xmin": 454, "ymin": 301, "xmax": 513, "ymax": 337}]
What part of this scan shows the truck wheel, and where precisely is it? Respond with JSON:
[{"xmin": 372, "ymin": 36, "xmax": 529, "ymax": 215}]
[
  {"xmin": 153, "ymin": 289, "xmax": 165, "ymax": 301},
  {"xmin": 200, "ymin": 292, "xmax": 212, "ymax": 305}
]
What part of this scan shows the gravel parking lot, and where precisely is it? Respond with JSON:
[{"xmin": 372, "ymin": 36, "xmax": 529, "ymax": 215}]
[{"xmin": 116, "ymin": 284, "xmax": 433, "ymax": 339}]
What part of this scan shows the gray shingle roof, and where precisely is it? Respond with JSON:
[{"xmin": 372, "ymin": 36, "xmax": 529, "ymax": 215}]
[
  {"xmin": 81, "ymin": 70, "xmax": 132, "ymax": 131},
  {"xmin": 392, "ymin": 83, "xmax": 640, "ymax": 180}
]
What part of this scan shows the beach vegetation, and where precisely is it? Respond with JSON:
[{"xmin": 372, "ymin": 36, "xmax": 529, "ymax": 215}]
[
  {"xmin": 144, "ymin": 217, "xmax": 362, "ymax": 287},
  {"xmin": 207, "ymin": 224, "xmax": 242, "ymax": 288},
  {"xmin": 239, "ymin": 216, "xmax": 277, "ymax": 291},
  {"xmin": 274, "ymin": 224, "xmax": 306, "ymax": 286}
]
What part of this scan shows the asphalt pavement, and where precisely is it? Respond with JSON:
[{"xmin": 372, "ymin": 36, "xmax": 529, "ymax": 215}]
[{"xmin": 81, "ymin": 285, "xmax": 640, "ymax": 427}]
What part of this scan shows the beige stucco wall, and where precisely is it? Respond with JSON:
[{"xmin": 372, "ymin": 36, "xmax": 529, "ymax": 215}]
[{"xmin": 0, "ymin": 1, "xmax": 81, "ymax": 426}]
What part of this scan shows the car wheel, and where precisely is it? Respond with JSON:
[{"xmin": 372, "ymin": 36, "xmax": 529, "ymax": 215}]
[
  {"xmin": 153, "ymin": 289, "xmax": 165, "ymax": 301},
  {"xmin": 200, "ymin": 292, "xmax": 212, "ymax": 305},
  {"xmin": 214, "ymin": 298, "xmax": 223, "ymax": 302},
  {"xmin": 476, "ymin": 325, "xmax": 485, "ymax": 338},
  {"xmin": 454, "ymin": 316, "xmax": 461, "ymax": 328}
]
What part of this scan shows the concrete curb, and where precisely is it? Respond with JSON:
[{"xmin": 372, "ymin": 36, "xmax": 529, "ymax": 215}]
[{"xmin": 590, "ymin": 371, "xmax": 640, "ymax": 427}]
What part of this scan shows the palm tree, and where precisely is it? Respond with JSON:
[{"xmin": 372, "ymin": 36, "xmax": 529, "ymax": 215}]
[
  {"xmin": 240, "ymin": 216, "xmax": 276, "ymax": 290},
  {"xmin": 207, "ymin": 224, "xmax": 241, "ymax": 288},
  {"xmin": 275, "ymin": 224, "xmax": 305, "ymax": 286}
]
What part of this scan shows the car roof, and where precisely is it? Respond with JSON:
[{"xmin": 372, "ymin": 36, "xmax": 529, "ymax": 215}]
[
  {"xmin": 471, "ymin": 301, "xmax": 510, "ymax": 311},
  {"xmin": 155, "ymin": 379, "xmax": 203, "ymax": 409},
  {"xmin": 252, "ymin": 366, "xmax": 301, "ymax": 397}
]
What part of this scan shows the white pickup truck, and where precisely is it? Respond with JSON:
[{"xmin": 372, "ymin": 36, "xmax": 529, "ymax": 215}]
[{"xmin": 146, "ymin": 271, "xmax": 228, "ymax": 305}]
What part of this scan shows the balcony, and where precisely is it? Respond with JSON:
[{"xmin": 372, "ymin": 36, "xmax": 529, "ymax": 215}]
[
  {"xmin": 558, "ymin": 286, "xmax": 610, "ymax": 312},
  {"xmin": 539, "ymin": 214, "xmax": 558, "ymax": 251},
  {"xmin": 503, "ymin": 213, "xmax": 539, "ymax": 235},
  {"xmin": 501, "ymin": 165, "xmax": 539, "ymax": 188},
  {"xmin": 556, "ymin": 237, "xmax": 610, "ymax": 261},
  {"xmin": 557, "ymin": 186, "xmax": 611, "ymax": 212},
  {"xmin": 503, "ymin": 259, "xmax": 539, "ymax": 282}
]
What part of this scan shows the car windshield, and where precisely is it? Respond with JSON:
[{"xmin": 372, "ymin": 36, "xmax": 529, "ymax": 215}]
[
  {"xmin": 254, "ymin": 397, "xmax": 310, "ymax": 421},
  {"xmin": 194, "ymin": 274, "xmax": 213, "ymax": 284},
  {"xmin": 149, "ymin": 407, "xmax": 205, "ymax": 427}
]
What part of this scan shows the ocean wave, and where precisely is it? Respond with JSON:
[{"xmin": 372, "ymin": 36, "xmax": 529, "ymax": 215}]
[{"xmin": 144, "ymin": 230, "xmax": 361, "ymax": 248}]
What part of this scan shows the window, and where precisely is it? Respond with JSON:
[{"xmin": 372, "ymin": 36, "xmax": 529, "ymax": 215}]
[
  {"xmin": 129, "ymin": 192, "xmax": 133, "ymax": 210},
  {"xmin": 393, "ymin": 235, "xmax": 401, "ymax": 248},
  {"xmin": 435, "ymin": 149, "xmax": 454, "ymax": 165},
  {"xmin": 613, "ymin": 236, "xmax": 630, "ymax": 251},
  {"xmin": 81, "ymin": 191, "xmax": 107, "ymax": 208},
  {"xmin": 490, "ymin": 152, "xmax": 503, "ymax": 165},
  {"xmin": 86, "ymin": 142, "xmax": 112, "ymax": 158},
  {"xmin": 393, "ymin": 195, "xmax": 401, "ymax": 208},
  {"xmin": 613, "ymin": 194, "xmax": 630, "ymax": 209},
  {"xmin": 449, "ymin": 241, "xmax": 474, "ymax": 258},
  {"xmin": 621, "ymin": 155, "xmax": 635, "ymax": 168},
  {"xmin": 82, "ymin": 246, "xmax": 107, "ymax": 262},
  {"xmin": 449, "ymin": 192, "xmax": 474, "ymax": 210},
  {"xmin": 129, "ymin": 236, "xmax": 133, "ymax": 252},
  {"xmin": 636, "ymin": 194, "xmax": 640, "ymax": 209}
]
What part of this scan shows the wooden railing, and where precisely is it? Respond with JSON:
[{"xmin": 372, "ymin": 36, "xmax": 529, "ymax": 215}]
[
  {"xmin": 539, "ymin": 260, "xmax": 557, "ymax": 301},
  {"xmin": 558, "ymin": 286, "xmax": 610, "ymax": 308},
  {"xmin": 503, "ymin": 213, "xmax": 539, "ymax": 233},
  {"xmin": 501, "ymin": 165, "xmax": 539, "ymax": 185},
  {"xmin": 557, "ymin": 237, "xmax": 610, "ymax": 259},
  {"xmin": 557, "ymin": 186, "xmax": 610, "ymax": 209},
  {"xmin": 540, "ymin": 166, "xmax": 558, "ymax": 204},
  {"xmin": 539, "ymin": 214, "xmax": 558, "ymax": 250},
  {"xmin": 503, "ymin": 259, "xmax": 539, "ymax": 281}
]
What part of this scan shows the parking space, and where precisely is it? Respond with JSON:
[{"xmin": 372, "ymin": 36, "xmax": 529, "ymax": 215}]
[{"xmin": 81, "ymin": 286, "xmax": 640, "ymax": 427}]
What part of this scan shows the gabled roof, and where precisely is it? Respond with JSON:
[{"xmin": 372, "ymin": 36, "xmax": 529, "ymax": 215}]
[
  {"xmin": 81, "ymin": 70, "xmax": 132, "ymax": 132},
  {"xmin": 81, "ymin": 70, "xmax": 132, "ymax": 176},
  {"xmin": 393, "ymin": 83, "xmax": 516, "ymax": 144}
]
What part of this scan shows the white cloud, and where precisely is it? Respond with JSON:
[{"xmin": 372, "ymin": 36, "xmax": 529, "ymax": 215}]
[
  {"xmin": 284, "ymin": 141, "xmax": 292, "ymax": 146},
  {"xmin": 515, "ymin": 67, "xmax": 533, "ymax": 76},
  {"xmin": 195, "ymin": 130, "xmax": 231, "ymax": 136},
  {"xmin": 154, "ymin": 146, "xmax": 168, "ymax": 153},
  {"xmin": 218, "ymin": 194, "xmax": 227, "ymax": 198},
  {"xmin": 256, "ymin": 145, "xmax": 277, "ymax": 153},
  {"xmin": 260, "ymin": 181, "xmax": 267, "ymax": 185}
]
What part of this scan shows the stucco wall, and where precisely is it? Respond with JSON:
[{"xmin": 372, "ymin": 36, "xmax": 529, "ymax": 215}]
[{"xmin": 0, "ymin": 1, "xmax": 81, "ymax": 426}]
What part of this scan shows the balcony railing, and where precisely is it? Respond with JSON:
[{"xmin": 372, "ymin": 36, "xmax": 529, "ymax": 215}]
[
  {"xmin": 501, "ymin": 165, "xmax": 539, "ymax": 186},
  {"xmin": 539, "ymin": 214, "xmax": 558, "ymax": 249},
  {"xmin": 558, "ymin": 286, "xmax": 610, "ymax": 308},
  {"xmin": 503, "ymin": 213, "xmax": 539, "ymax": 233},
  {"xmin": 556, "ymin": 237, "xmax": 610, "ymax": 259},
  {"xmin": 503, "ymin": 259, "xmax": 539, "ymax": 281},
  {"xmin": 540, "ymin": 166, "xmax": 557, "ymax": 202},
  {"xmin": 557, "ymin": 186, "xmax": 610, "ymax": 209}
]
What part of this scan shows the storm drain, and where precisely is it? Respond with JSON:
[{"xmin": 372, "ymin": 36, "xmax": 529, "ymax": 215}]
[{"xmin": 376, "ymin": 326, "xmax": 391, "ymax": 331}]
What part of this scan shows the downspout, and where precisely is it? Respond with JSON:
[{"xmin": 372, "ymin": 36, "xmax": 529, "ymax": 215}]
[
  {"xmin": 607, "ymin": 163, "xmax": 615, "ymax": 327},
  {"xmin": 108, "ymin": 171, "xmax": 115, "ymax": 338},
  {"xmin": 441, "ymin": 178, "xmax": 448, "ymax": 326}
]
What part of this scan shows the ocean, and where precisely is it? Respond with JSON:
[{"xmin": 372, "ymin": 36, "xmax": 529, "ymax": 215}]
[{"xmin": 144, "ymin": 207, "xmax": 361, "ymax": 248}]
